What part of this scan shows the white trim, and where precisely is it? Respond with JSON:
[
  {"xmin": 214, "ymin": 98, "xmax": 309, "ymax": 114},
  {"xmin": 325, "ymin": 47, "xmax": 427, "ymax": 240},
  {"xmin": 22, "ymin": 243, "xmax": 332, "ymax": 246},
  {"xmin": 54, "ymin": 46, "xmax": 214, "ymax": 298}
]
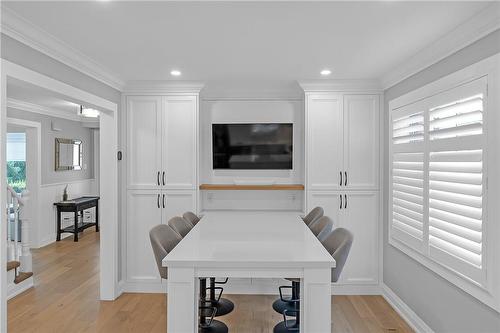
[
  {"xmin": 40, "ymin": 178, "xmax": 96, "ymax": 188},
  {"xmin": 381, "ymin": 2, "xmax": 500, "ymax": 89},
  {"xmin": 7, "ymin": 277, "xmax": 34, "ymax": 300},
  {"xmin": 7, "ymin": 98, "xmax": 99, "ymax": 125},
  {"xmin": 298, "ymin": 79, "xmax": 382, "ymax": 93},
  {"xmin": 382, "ymin": 284, "xmax": 434, "ymax": 333},
  {"xmin": 1, "ymin": 6, "xmax": 125, "ymax": 91},
  {"xmin": 122, "ymin": 81, "xmax": 204, "ymax": 94}
]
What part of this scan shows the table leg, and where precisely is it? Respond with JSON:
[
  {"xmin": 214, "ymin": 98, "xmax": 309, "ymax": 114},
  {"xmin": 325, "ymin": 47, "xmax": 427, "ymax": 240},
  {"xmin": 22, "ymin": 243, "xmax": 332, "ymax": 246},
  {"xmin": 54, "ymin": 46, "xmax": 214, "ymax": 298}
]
[
  {"xmin": 74, "ymin": 210, "xmax": 79, "ymax": 242},
  {"xmin": 167, "ymin": 267, "xmax": 197, "ymax": 333},
  {"xmin": 56, "ymin": 208, "xmax": 61, "ymax": 241},
  {"xmin": 95, "ymin": 201, "xmax": 99, "ymax": 232},
  {"xmin": 301, "ymin": 267, "xmax": 331, "ymax": 333}
]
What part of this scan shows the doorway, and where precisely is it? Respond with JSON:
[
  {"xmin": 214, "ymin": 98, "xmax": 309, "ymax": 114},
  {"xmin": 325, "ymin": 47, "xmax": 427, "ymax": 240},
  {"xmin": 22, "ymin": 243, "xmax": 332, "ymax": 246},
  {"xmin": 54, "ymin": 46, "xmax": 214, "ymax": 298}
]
[{"xmin": 1, "ymin": 60, "xmax": 119, "ymax": 332}]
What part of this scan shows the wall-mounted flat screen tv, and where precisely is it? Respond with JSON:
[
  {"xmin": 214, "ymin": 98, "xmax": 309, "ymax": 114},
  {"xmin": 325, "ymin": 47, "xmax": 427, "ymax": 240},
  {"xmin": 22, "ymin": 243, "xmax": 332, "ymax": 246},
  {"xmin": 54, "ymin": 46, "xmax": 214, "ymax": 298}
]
[{"xmin": 212, "ymin": 123, "xmax": 293, "ymax": 170}]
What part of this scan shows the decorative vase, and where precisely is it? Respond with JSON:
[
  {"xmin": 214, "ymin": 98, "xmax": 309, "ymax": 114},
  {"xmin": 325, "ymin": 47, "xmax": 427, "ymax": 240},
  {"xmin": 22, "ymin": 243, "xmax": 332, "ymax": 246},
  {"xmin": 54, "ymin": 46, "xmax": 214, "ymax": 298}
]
[{"xmin": 63, "ymin": 185, "xmax": 68, "ymax": 201}]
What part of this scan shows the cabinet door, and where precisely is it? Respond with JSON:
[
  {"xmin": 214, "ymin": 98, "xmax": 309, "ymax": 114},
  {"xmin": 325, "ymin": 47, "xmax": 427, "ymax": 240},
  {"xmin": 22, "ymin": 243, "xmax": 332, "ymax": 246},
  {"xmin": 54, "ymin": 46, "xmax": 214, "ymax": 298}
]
[
  {"xmin": 162, "ymin": 190, "xmax": 196, "ymax": 223},
  {"xmin": 126, "ymin": 190, "xmax": 162, "ymax": 283},
  {"xmin": 162, "ymin": 96, "xmax": 197, "ymax": 190},
  {"xmin": 306, "ymin": 191, "xmax": 342, "ymax": 227},
  {"xmin": 343, "ymin": 95, "xmax": 379, "ymax": 190},
  {"xmin": 127, "ymin": 96, "xmax": 162, "ymax": 189},
  {"xmin": 339, "ymin": 192, "xmax": 378, "ymax": 285},
  {"xmin": 306, "ymin": 94, "xmax": 343, "ymax": 190}
]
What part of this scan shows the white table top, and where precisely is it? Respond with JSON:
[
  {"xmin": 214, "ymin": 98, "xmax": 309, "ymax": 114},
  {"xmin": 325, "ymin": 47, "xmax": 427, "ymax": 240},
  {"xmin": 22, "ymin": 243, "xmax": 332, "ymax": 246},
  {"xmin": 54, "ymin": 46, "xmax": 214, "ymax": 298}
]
[{"xmin": 162, "ymin": 211, "xmax": 335, "ymax": 269}]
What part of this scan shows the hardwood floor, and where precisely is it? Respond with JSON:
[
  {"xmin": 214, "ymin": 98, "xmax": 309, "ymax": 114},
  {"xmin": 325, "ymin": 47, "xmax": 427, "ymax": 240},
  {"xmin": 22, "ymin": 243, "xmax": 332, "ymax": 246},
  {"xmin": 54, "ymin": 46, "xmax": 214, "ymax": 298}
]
[{"xmin": 8, "ymin": 231, "xmax": 413, "ymax": 333}]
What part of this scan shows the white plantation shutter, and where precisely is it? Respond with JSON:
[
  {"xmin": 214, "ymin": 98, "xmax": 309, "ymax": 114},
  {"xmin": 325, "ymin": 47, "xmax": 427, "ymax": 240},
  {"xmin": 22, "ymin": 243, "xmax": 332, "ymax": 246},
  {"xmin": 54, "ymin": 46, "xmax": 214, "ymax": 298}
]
[
  {"xmin": 428, "ymin": 90, "xmax": 485, "ymax": 282},
  {"xmin": 390, "ymin": 109, "xmax": 425, "ymax": 251},
  {"xmin": 390, "ymin": 77, "xmax": 487, "ymax": 286}
]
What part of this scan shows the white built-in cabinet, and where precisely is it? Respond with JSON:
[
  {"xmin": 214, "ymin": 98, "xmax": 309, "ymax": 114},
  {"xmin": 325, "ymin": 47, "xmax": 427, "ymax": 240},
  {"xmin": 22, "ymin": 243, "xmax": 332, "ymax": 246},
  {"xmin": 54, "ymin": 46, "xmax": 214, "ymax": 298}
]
[
  {"xmin": 125, "ymin": 92, "xmax": 199, "ymax": 286},
  {"xmin": 304, "ymin": 90, "xmax": 381, "ymax": 289}
]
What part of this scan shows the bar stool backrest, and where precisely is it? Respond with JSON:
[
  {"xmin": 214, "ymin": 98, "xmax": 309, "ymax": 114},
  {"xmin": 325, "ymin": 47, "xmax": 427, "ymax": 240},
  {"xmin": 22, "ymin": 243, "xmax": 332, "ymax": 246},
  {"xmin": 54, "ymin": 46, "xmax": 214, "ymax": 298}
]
[
  {"xmin": 149, "ymin": 224, "xmax": 182, "ymax": 279},
  {"xmin": 183, "ymin": 211, "xmax": 200, "ymax": 226},
  {"xmin": 322, "ymin": 228, "xmax": 354, "ymax": 282},
  {"xmin": 168, "ymin": 216, "xmax": 192, "ymax": 238},
  {"xmin": 303, "ymin": 206, "xmax": 324, "ymax": 226}
]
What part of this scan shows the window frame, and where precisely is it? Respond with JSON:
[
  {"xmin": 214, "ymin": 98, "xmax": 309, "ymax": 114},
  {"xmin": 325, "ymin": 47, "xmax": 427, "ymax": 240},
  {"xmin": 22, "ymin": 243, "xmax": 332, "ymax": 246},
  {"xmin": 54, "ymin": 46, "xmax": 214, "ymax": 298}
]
[{"xmin": 388, "ymin": 54, "xmax": 500, "ymax": 312}]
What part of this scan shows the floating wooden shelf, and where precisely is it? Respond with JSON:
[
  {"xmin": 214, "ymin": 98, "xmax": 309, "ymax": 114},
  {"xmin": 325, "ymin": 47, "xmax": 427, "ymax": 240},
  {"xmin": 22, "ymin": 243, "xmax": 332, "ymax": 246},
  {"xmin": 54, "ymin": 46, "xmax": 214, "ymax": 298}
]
[{"xmin": 199, "ymin": 184, "xmax": 305, "ymax": 191}]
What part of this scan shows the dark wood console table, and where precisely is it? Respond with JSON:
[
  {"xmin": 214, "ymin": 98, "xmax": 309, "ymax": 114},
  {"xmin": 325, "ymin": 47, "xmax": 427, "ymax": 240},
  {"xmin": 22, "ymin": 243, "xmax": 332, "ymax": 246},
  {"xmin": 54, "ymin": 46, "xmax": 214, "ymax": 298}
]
[{"xmin": 54, "ymin": 196, "xmax": 99, "ymax": 242}]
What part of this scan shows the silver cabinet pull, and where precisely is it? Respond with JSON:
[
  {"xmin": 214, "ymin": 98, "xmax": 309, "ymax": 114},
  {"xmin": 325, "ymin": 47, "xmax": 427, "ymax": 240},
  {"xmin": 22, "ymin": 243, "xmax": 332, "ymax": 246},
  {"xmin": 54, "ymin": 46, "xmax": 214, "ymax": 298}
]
[
  {"xmin": 340, "ymin": 172, "xmax": 342, "ymax": 186},
  {"xmin": 340, "ymin": 194, "xmax": 342, "ymax": 209},
  {"xmin": 157, "ymin": 171, "xmax": 160, "ymax": 186},
  {"xmin": 157, "ymin": 194, "xmax": 160, "ymax": 208},
  {"xmin": 345, "ymin": 171, "xmax": 347, "ymax": 186},
  {"xmin": 163, "ymin": 194, "xmax": 166, "ymax": 209},
  {"xmin": 344, "ymin": 194, "xmax": 347, "ymax": 209},
  {"xmin": 162, "ymin": 171, "xmax": 166, "ymax": 186}
]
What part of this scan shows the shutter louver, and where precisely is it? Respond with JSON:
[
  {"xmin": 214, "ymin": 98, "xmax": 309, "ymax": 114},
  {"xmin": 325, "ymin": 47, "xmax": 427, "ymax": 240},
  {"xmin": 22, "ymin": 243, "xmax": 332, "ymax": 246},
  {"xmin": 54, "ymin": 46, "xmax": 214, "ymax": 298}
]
[
  {"xmin": 428, "ymin": 94, "xmax": 484, "ymax": 277},
  {"xmin": 391, "ymin": 111, "xmax": 425, "ymax": 250}
]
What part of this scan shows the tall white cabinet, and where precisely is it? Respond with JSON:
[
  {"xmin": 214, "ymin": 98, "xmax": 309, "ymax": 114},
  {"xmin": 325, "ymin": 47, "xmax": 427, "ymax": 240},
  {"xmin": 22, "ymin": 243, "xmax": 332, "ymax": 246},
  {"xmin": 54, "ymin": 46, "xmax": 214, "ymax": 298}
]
[
  {"xmin": 302, "ymin": 84, "xmax": 381, "ymax": 292},
  {"xmin": 123, "ymin": 86, "xmax": 200, "ymax": 288}
]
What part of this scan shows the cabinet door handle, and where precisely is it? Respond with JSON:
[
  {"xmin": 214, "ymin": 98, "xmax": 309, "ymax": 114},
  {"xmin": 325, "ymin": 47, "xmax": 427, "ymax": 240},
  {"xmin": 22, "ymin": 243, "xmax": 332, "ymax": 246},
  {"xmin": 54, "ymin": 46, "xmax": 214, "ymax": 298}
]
[
  {"xmin": 344, "ymin": 194, "xmax": 347, "ymax": 209},
  {"xmin": 340, "ymin": 172, "xmax": 342, "ymax": 186},
  {"xmin": 157, "ymin": 194, "xmax": 160, "ymax": 208},
  {"xmin": 162, "ymin": 171, "xmax": 166, "ymax": 186},
  {"xmin": 340, "ymin": 194, "xmax": 342, "ymax": 210},
  {"xmin": 345, "ymin": 171, "xmax": 347, "ymax": 186},
  {"xmin": 163, "ymin": 194, "xmax": 166, "ymax": 209},
  {"xmin": 157, "ymin": 171, "xmax": 160, "ymax": 186}
]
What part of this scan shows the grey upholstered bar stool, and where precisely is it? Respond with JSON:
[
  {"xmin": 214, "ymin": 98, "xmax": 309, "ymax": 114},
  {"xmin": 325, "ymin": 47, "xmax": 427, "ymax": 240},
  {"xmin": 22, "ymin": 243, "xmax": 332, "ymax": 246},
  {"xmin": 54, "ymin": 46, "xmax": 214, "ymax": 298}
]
[
  {"xmin": 272, "ymin": 227, "xmax": 354, "ymax": 332},
  {"xmin": 302, "ymin": 206, "xmax": 324, "ymax": 226},
  {"xmin": 183, "ymin": 211, "xmax": 201, "ymax": 226},
  {"xmin": 309, "ymin": 216, "xmax": 334, "ymax": 242},
  {"xmin": 168, "ymin": 216, "xmax": 192, "ymax": 237}
]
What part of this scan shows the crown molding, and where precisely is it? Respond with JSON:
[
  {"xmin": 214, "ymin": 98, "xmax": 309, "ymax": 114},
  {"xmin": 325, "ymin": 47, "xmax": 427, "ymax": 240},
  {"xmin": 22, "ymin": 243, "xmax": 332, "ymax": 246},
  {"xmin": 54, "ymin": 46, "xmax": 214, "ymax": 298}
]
[
  {"xmin": 7, "ymin": 98, "xmax": 99, "ymax": 125},
  {"xmin": 122, "ymin": 80, "xmax": 205, "ymax": 94},
  {"xmin": 381, "ymin": 2, "xmax": 500, "ymax": 90},
  {"xmin": 298, "ymin": 79, "xmax": 382, "ymax": 93},
  {"xmin": 1, "ymin": 6, "xmax": 125, "ymax": 91}
]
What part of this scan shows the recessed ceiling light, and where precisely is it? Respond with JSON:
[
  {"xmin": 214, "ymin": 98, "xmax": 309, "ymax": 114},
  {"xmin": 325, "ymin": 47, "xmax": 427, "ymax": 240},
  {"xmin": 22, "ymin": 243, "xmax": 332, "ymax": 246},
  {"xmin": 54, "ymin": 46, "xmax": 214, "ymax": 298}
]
[
  {"xmin": 321, "ymin": 69, "xmax": 332, "ymax": 76},
  {"xmin": 170, "ymin": 70, "xmax": 181, "ymax": 76}
]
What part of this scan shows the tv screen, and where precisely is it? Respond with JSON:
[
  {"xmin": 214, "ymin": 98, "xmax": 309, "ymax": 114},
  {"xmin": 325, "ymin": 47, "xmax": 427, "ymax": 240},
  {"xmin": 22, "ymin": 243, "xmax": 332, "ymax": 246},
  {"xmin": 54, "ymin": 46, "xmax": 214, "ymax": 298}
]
[{"xmin": 212, "ymin": 123, "xmax": 293, "ymax": 169}]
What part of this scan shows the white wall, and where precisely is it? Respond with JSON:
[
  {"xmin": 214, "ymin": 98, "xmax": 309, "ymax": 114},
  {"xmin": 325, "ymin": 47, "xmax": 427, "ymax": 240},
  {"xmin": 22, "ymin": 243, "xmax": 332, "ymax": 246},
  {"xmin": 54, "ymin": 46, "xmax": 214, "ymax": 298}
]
[
  {"xmin": 383, "ymin": 30, "xmax": 500, "ymax": 332},
  {"xmin": 200, "ymin": 99, "xmax": 304, "ymax": 211}
]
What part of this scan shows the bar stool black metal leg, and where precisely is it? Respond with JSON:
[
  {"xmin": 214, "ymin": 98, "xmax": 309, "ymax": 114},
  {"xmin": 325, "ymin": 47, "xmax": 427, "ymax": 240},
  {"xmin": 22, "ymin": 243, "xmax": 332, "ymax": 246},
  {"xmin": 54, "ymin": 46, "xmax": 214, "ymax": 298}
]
[
  {"xmin": 208, "ymin": 278, "xmax": 234, "ymax": 317},
  {"xmin": 199, "ymin": 278, "xmax": 228, "ymax": 333}
]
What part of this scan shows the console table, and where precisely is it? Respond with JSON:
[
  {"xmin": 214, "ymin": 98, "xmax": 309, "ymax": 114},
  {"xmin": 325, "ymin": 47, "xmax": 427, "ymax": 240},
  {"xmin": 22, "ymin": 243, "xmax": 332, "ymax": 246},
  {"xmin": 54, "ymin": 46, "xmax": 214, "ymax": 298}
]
[{"xmin": 54, "ymin": 196, "xmax": 99, "ymax": 242}]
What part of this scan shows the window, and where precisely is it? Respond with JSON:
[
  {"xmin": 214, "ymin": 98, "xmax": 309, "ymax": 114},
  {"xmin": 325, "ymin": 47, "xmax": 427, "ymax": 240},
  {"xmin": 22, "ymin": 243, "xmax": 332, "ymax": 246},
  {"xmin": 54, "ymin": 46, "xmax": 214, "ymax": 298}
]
[
  {"xmin": 389, "ymin": 55, "xmax": 500, "ymax": 312},
  {"xmin": 6, "ymin": 132, "xmax": 27, "ymax": 193}
]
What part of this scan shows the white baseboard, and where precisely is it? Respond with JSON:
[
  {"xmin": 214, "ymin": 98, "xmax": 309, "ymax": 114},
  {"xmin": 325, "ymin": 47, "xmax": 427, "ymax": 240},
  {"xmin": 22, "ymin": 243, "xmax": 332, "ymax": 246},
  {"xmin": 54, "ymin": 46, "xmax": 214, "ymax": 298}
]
[
  {"xmin": 382, "ymin": 284, "xmax": 434, "ymax": 333},
  {"xmin": 120, "ymin": 278, "xmax": 382, "ymax": 296},
  {"xmin": 332, "ymin": 284, "xmax": 381, "ymax": 295},
  {"xmin": 121, "ymin": 281, "xmax": 167, "ymax": 293},
  {"xmin": 7, "ymin": 276, "xmax": 34, "ymax": 300}
]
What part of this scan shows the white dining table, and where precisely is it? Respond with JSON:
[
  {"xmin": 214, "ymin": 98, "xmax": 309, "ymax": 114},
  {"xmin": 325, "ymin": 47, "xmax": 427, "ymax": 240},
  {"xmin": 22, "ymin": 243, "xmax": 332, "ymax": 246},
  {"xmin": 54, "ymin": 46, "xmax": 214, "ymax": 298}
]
[{"xmin": 162, "ymin": 211, "xmax": 335, "ymax": 333}]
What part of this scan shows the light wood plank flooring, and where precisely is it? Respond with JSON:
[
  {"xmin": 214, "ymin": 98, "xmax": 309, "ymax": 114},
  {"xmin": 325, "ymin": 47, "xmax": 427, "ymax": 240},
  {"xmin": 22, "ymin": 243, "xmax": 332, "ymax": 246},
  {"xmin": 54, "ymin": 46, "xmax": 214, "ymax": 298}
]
[{"xmin": 8, "ymin": 231, "xmax": 413, "ymax": 332}]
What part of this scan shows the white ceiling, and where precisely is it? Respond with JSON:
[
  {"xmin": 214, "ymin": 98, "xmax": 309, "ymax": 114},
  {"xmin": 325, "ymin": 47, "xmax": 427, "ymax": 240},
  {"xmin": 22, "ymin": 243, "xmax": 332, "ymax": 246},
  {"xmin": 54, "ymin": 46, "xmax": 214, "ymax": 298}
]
[{"xmin": 1, "ymin": 1, "xmax": 494, "ymax": 91}]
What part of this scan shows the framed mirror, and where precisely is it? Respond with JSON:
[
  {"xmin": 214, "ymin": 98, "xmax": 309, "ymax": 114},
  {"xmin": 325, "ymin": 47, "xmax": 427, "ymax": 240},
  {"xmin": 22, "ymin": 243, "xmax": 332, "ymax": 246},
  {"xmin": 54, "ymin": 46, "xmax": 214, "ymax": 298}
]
[{"xmin": 55, "ymin": 138, "xmax": 83, "ymax": 171}]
